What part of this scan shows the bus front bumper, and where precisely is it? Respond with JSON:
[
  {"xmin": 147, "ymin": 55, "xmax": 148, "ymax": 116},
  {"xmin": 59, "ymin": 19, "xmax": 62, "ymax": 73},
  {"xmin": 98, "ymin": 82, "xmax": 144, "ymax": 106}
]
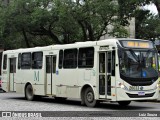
[{"xmin": 116, "ymin": 87, "xmax": 159, "ymax": 101}]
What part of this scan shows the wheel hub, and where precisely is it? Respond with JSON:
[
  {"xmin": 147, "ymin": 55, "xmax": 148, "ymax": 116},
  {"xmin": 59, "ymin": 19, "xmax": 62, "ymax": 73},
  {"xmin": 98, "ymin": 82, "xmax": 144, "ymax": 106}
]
[{"xmin": 87, "ymin": 92, "xmax": 94, "ymax": 103}]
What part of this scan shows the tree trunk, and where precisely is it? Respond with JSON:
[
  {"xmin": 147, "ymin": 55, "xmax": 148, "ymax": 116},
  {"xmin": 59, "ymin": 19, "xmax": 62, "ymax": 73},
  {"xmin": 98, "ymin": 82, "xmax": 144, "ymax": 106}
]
[
  {"xmin": 48, "ymin": 30, "xmax": 62, "ymax": 44},
  {"xmin": 78, "ymin": 20, "xmax": 88, "ymax": 41},
  {"xmin": 22, "ymin": 29, "xmax": 30, "ymax": 48},
  {"xmin": 40, "ymin": 26, "xmax": 61, "ymax": 44},
  {"xmin": 85, "ymin": 21, "xmax": 94, "ymax": 41}
]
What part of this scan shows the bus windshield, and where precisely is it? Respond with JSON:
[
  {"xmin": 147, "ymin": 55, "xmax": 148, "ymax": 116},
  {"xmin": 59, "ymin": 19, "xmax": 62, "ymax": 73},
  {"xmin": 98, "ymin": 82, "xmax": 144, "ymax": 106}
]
[{"xmin": 118, "ymin": 48, "xmax": 158, "ymax": 79}]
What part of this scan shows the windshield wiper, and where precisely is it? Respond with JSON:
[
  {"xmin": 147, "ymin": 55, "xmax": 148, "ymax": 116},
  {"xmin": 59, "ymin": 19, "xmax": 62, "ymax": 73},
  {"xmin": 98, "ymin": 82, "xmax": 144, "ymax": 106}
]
[
  {"xmin": 128, "ymin": 49, "xmax": 143, "ymax": 70},
  {"xmin": 145, "ymin": 49, "xmax": 152, "ymax": 59},
  {"xmin": 129, "ymin": 49, "xmax": 138, "ymax": 62}
]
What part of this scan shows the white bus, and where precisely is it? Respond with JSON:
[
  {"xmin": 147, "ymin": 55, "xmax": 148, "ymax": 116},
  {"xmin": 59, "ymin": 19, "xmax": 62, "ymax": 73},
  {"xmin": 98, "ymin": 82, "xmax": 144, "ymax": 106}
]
[{"xmin": 1, "ymin": 38, "xmax": 159, "ymax": 107}]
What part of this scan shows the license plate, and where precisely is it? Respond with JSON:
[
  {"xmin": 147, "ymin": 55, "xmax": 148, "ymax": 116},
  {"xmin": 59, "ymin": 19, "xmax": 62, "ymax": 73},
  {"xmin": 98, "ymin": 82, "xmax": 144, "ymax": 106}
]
[{"xmin": 138, "ymin": 92, "xmax": 145, "ymax": 96}]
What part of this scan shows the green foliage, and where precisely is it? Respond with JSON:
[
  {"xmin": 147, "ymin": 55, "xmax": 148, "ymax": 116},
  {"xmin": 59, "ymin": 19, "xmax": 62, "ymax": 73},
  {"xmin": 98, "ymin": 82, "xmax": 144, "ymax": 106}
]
[
  {"xmin": 118, "ymin": 0, "xmax": 160, "ymax": 40},
  {"xmin": 135, "ymin": 10, "xmax": 160, "ymax": 40},
  {"xmin": 0, "ymin": 0, "xmax": 130, "ymax": 49}
]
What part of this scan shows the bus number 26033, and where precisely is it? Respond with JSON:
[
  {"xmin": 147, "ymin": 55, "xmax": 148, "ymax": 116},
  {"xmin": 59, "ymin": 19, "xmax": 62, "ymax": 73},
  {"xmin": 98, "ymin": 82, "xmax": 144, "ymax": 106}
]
[{"xmin": 129, "ymin": 86, "xmax": 143, "ymax": 91}]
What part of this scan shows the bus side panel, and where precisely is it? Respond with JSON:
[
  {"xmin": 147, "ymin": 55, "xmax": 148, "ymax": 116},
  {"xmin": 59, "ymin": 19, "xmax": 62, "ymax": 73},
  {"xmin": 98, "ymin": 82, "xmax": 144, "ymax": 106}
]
[
  {"xmin": 16, "ymin": 83, "xmax": 25, "ymax": 94},
  {"xmin": 56, "ymin": 86, "xmax": 67, "ymax": 97},
  {"xmin": 77, "ymin": 69, "xmax": 97, "ymax": 99},
  {"xmin": 56, "ymin": 69, "xmax": 78, "ymax": 98},
  {"xmin": 16, "ymin": 70, "xmax": 45, "ymax": 96},
  {"xmin": 32, "ymin": 70, "xmax": 45, "ymax": 95},
  {"xmin": 66, "ymin": 87, "xmax": 79, "ymax": 98},
  {"xmin": 33, "ymin": 85, "xmax": 45, "ymax": 95},
  {"xmin": 1, "ymin": 81, "xmax": 8, "ymax": 92}
]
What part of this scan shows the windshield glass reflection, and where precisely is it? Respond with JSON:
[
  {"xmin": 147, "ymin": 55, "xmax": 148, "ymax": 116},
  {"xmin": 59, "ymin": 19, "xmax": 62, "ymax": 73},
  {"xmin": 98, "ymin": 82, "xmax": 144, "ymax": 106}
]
[{"xmin": 119, "ymin": 49, "xmax": 158, "ymax": 78}]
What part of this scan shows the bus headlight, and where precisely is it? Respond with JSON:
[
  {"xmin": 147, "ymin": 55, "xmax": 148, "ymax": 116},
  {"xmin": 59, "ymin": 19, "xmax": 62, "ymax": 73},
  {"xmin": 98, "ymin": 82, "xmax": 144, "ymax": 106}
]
[
  {"xmin": 118, "ymin": 82, "xmax": 128, "ymax": 90},
  {"xmin": 121, "ymin": 84, "xmax": 124, "ymax": 89},
  {"xmin": 118, "ymin": 82, "xmax": 125, "ymax": 89}
]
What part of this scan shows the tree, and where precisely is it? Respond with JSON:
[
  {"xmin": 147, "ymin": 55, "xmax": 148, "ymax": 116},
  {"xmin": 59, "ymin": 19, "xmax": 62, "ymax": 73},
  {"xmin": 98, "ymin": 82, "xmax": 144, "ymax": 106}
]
[
  {"xmin": 118, "ymin": 0, "xmax": 160, "ymax": 17},
  {"xmin": 118, "ymin": 0, "xmax": 160, "ymax": 40},
  {"xmin": 0, "ymin": 0, "xmax": 129, "ymax": 49},
  {"xmin": 135, "ymin": 10, "xmax": 160, "ymax": 40}
]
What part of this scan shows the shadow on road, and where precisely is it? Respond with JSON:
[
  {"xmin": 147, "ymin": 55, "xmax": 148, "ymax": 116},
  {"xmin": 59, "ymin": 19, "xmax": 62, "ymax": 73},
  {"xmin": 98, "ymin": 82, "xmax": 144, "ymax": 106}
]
[{"xmin": 6, "ymin": 96, "xmax": 155, "ymax": 110}]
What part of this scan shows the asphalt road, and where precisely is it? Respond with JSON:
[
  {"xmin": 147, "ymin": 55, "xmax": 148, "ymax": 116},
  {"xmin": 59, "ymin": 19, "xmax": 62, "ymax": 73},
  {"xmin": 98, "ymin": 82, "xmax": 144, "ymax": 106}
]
[{"xmin": 0, "ymin": 92, "xmax": 160, "ymax": 119}]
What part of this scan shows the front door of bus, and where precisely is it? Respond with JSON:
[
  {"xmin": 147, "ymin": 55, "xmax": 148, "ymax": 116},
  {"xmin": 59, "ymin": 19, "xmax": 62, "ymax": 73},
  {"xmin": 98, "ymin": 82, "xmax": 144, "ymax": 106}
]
[
  {"xmin": 99, "ymin": 51, "xmax": 115, "ymax": 99},
  {"xmin": 9, "ymin": 58, "xmax": 16, "ymax": 91},
  {"xmin": 46, "ymin": 55, "xmax": 56, "ymax": 95}
]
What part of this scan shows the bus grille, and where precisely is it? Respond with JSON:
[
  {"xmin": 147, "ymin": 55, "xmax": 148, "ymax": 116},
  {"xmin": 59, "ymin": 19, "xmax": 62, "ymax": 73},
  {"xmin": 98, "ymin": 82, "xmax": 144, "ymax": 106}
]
[
  {"xmin": 126, "ymin": 92, "xmax": 155, "ymax": 98},
  {"xmin": 120, "ymin": 75, "xmax": 158, "ymax": 86},
  {"xmin": 128, "ymin": 80, "xmax": 154, "ymax": 86}
]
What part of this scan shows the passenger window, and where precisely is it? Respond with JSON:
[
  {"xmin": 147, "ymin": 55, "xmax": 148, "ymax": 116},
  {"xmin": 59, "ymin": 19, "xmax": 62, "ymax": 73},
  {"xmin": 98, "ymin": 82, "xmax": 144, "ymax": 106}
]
[
  {"xmin": 21, "ymin": 53, "xmax": 31, "ymax": 69},
  {"xmin": 3, "ymin": 54, "xmax": 7, "ymax": 70},
  {"xmin": 53, "ymin": 56, "xmax": 56, "ymax": 73},
  {"xmin": 78, "ymin": 47, "xmax": 94, "ymax": 68},
  {"xmin": 10, "ymin": 58, "xmax": 16, "ymax": 73},
  {"xmin": 18, "ymin": 53, "xmax": 21, "ymax": 69},
  {"xmin": 58, "ymin": 50, "xmax": 63, "ymax": 69},
  {"xmin": 112, "ymin": 50, "xmax": 115, "ymax": 76},
  {"xmin": 46, "ymin": 56, "xmax": 51, "ymax": 73},
  {"xmin": 63, "ymin": 49, "xmax": 77, "ymax": 68},
  {"xmin": 46, "ymin": 56, "xmax": 56, "ymax": 73},
  {"xmin": 32, "ymin": 52, "xmax": 43, "ymax": 69}
]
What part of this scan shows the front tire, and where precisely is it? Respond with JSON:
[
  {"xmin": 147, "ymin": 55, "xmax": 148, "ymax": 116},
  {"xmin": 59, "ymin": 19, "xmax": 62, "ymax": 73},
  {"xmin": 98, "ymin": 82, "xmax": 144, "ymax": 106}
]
[
  {"xmin": 84, "ymin": 87, "xmax": 97, "ymax": 107},
  {"xmin": 25, "ymin": 84, "xmax": 34, "ymax": 101},
  {"xmin": 118, "ymin": 101, "xmax": 131, "ymax": 106}
]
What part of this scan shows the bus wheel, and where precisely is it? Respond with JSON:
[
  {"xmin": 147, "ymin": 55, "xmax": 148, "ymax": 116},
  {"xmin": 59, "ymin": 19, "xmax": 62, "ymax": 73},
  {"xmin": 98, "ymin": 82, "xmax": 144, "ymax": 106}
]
[
  {"xmin": 84, "ymin": 87, "xmax": 97, "ymax": 107},
  {"xmin": 118, "ymin": 101, "xmax": 131, "ymax": 106},
  {"xmin": 25, "ymin": 84, "xmax": 34, "ymax": 101}
]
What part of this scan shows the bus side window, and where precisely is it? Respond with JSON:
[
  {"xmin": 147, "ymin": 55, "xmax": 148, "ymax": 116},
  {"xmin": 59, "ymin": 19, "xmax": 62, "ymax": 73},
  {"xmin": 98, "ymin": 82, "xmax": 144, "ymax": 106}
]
[
  {"xmin": 58, "ymin": 50, "xmax": 63, "ymax": 69},
  {"xmin": 112, "ymin": 50, "xmax": 115, "ymax": 76},
  {"xmin": 32, "ymin": 52, "xmax": 43, "ymax": 69},
  {"xmin": 63, "ymin": 49, "xmax": 77, "ymax": 68},
  {"xmin": 18, "ymin": 53, "xmax": 21, "ymax": 69},
  {"xmin": 3, "ymin": 54, "xmax": 7, "ymax": 70},
  {"xmin": 78, "ymin": 47, "xmax": 94, "ymax": 68},
  {"xmin": 53, "ymin": 56, "xmax": 56, "ymax": 73},
  {"xmin": 21, "ymin": 53, "xmax": 31, "ymax": 69}
]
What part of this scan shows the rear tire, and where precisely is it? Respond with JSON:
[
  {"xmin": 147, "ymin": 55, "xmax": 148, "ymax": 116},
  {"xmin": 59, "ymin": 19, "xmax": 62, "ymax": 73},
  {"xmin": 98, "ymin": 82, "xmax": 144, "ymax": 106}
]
[
  {"xmin": 25, "ymin": 84, "xmax": 34, "ymax": 101},
  {"xmin": 118, "ymin": 101, "xmax": 131, "ymax": 106},
  {"xmin": 84, "ymin": 87, "xmax": 97, "ymax": 107}
]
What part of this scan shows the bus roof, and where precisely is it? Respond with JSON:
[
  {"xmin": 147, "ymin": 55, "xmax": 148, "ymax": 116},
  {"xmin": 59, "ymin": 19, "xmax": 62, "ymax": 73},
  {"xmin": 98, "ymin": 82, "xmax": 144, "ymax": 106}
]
[{"xmin": 3, "ymin": 38, "xmax": 150, "ymax": 53}]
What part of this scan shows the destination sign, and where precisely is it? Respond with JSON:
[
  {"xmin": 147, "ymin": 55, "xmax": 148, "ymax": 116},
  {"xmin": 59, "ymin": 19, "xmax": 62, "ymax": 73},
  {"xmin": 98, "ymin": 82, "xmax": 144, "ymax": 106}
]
[
  {"xmin": 99, "ymin": 46, "xmax": 109, "ymax": 51},
  {"xmin": 120, "ymin": 40, "xmax": 153, "ymax": 49}
]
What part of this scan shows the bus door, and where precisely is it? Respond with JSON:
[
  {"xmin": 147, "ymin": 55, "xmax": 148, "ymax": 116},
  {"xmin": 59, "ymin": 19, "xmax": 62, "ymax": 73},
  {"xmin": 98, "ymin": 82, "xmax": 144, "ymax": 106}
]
[
  {"xmin": 46, "ymin": 55, "xmax": 56, "ymax": 95},
  {"xmin": 9, "ymin": 58, "xmax": 16, "ymax": 91},
  {"xmin": 99, "ymin": 51, "xmax": 115, "ymax": 99}
]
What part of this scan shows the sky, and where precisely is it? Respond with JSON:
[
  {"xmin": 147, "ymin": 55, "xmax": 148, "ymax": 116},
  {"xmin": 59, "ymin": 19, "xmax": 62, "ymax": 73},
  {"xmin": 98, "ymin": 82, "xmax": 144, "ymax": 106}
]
[{"xmin": 144, "ymin": 4, "xmax": 158, "ymax": 15}]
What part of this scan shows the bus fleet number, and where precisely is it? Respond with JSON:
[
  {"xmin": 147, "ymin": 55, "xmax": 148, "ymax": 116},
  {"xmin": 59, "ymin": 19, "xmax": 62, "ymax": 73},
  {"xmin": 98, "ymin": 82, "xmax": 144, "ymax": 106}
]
[{"xmin": 129, "ymin": 86, "xmax": 143, "ymax": 91}]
